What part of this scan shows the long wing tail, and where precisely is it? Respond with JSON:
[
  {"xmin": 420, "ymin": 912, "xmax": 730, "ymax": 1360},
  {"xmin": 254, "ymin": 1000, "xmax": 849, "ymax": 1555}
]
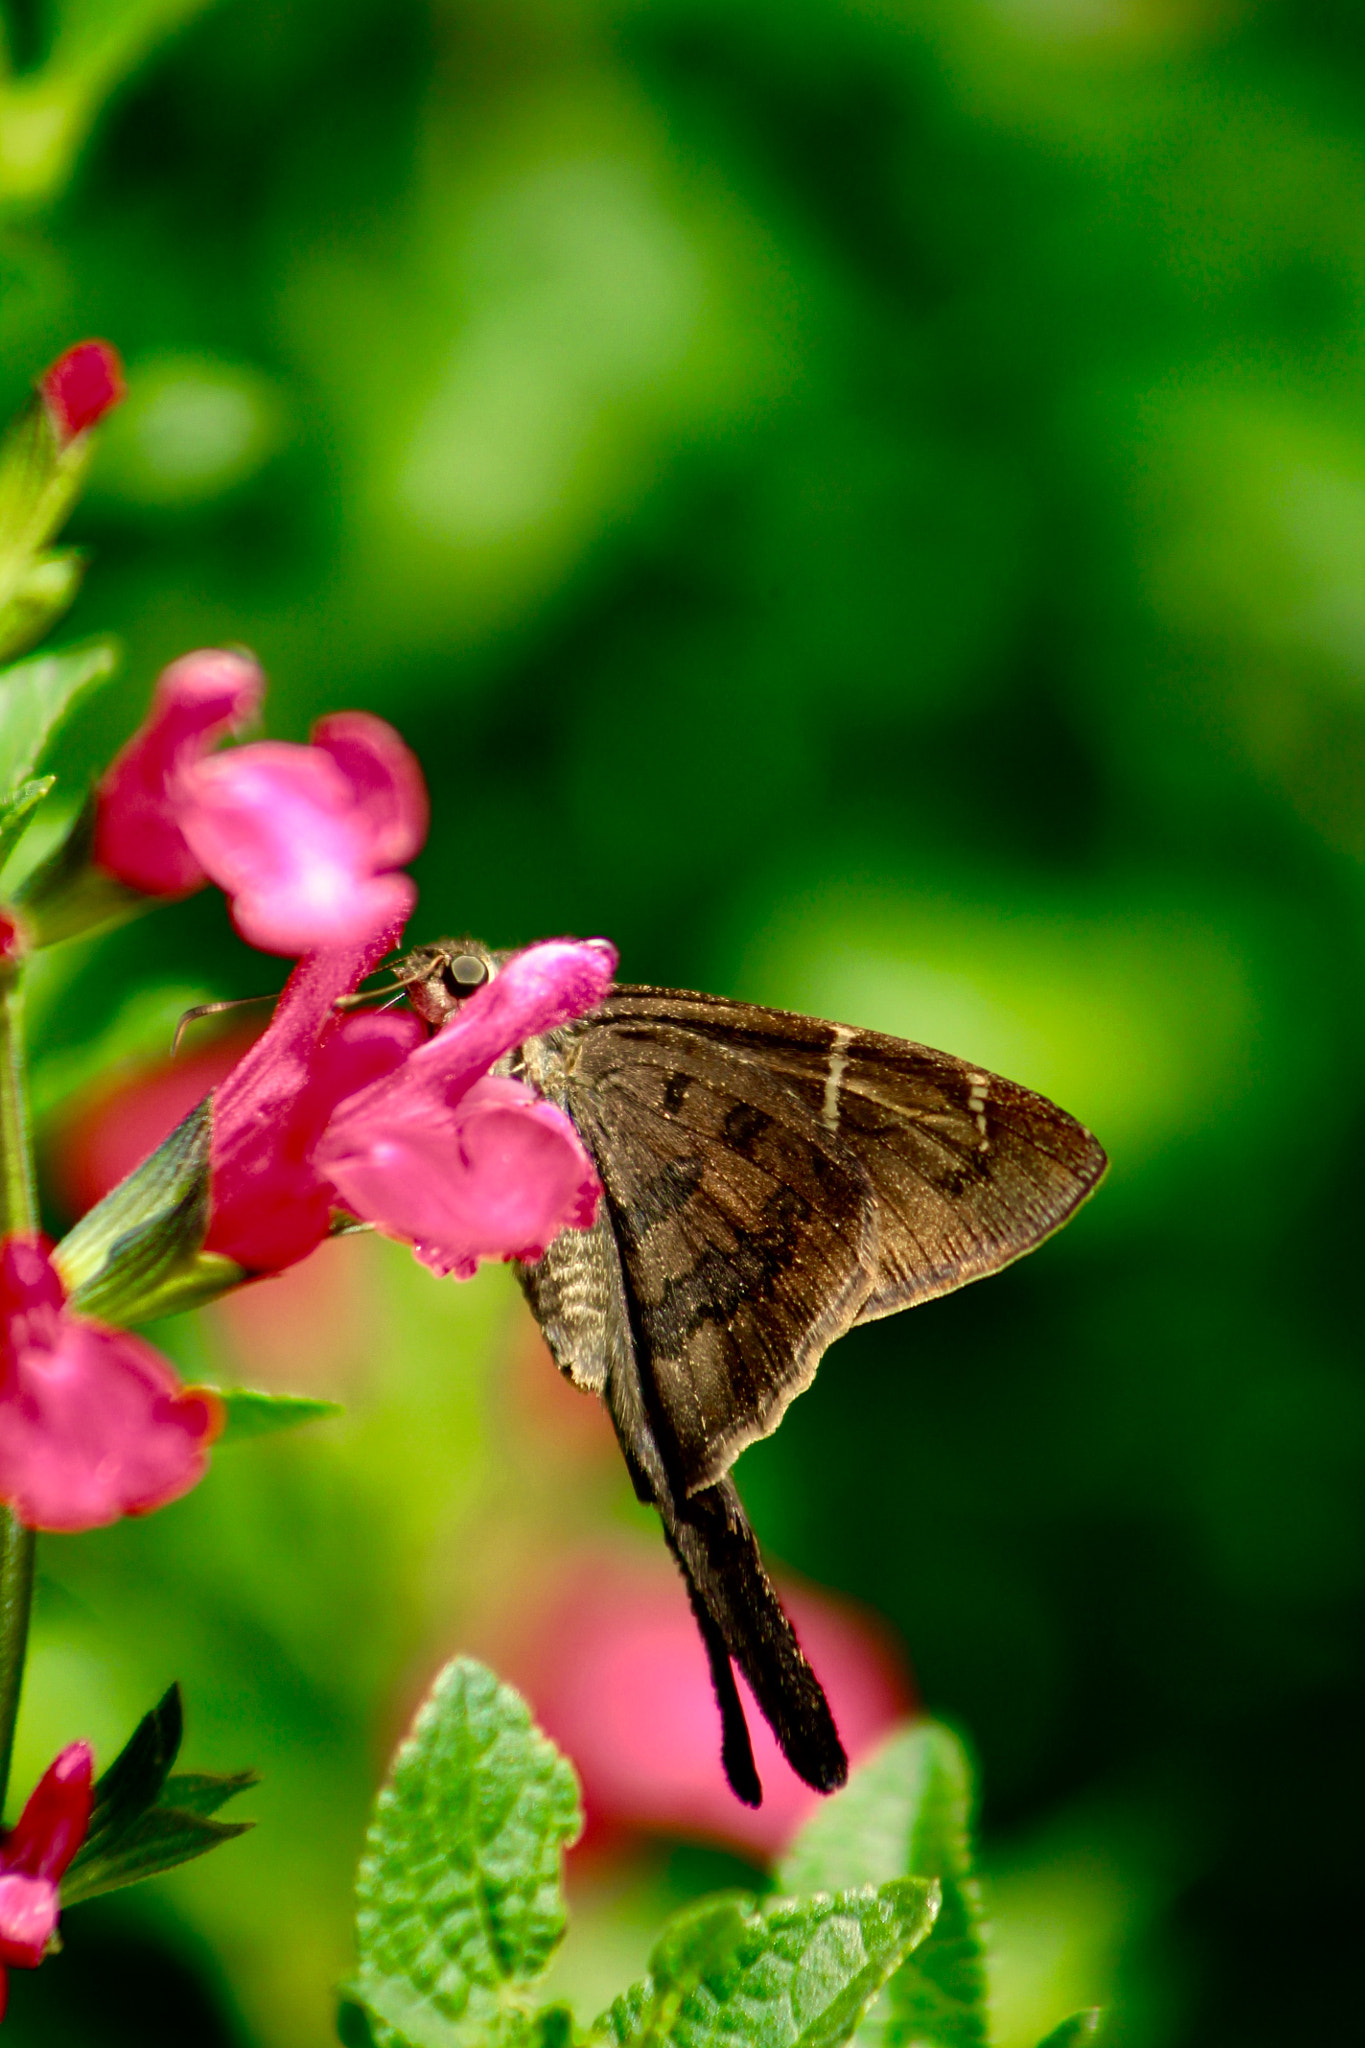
[{"xmin": 664, "ymin": 1477, "xmax": 848, "ymax": 1801}]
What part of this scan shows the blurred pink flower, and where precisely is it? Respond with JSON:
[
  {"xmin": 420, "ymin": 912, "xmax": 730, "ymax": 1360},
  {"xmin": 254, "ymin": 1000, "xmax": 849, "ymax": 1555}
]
[
  {"xmin": 316, "ymin": 939, "xmax": 615, "ymax": 1277},
  {"xmin": 508, "ymin": 1548, "xmax": 913, "ymax": 1859},
  {"xmin": 0, "ymin": 1237, "xmax": 221, "ymax": 1532},
  {"xmin": 38, "ymin": 340, "xmax": 124, "ymax": 445},
  {"xmin": 94, "ymin": 649, "xmax": 264, "ymax": 896},
  {"xmin": 206, "ymin": 919, "xmax": 423, "ymax": 1273},
  {"xmin": 175, "ymin": 711, "xmax": 428, "ymax": 955},
  {"xmin": 0, "ymin": 1741, "xmax": 93, "ymax": 2016}
]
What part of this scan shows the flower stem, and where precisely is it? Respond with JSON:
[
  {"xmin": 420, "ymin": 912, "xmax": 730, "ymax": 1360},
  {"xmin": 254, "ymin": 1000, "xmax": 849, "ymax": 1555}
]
[{"xmin": 0, "ymin": 968, "xmax": 38, "ymax": 1810}]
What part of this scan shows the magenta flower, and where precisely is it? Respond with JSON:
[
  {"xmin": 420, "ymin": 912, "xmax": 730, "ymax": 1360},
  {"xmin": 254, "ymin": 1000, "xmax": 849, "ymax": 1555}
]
[
  {"xmin": 0, "ymin": 1237, "xmax": 221, "ymax": 1533},
  {"xmin": 173, "ymin": 710, "xmax": 428, "ymax": 956},
  {"xmin": 94, "ymin": 649, "xmax": 264, "ymax": 897},
  {"xmin": 205, "ymin": 918, "xmax": 424, "ymax": 1273},
  {"xmin": 0, "ymin": 1741, "xmax": 93, "ymax": 2015},
  {"xmin": 316, "ymin": 939, "xmax": 615, "ymax": 1277},
  {"xmin": 38, "ymin": 340, "xmax": 124, "ymax": 445}
]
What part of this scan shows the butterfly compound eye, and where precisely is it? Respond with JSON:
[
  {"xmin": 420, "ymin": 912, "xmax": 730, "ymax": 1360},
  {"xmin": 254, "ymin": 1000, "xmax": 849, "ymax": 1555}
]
[{"xmin": 442, "ymin": 953, "xmax": 489, "ymax": 996}]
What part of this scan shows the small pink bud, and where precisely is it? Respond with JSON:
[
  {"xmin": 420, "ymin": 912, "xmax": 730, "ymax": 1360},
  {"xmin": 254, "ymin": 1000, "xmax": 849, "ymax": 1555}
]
[
  {"xmin": 0, "ymin": 912, "xmax": 26, "ymax": 968},
  {"xmin": 38, "ymin": 340, "xmax": 125, "ymax": 445},
  {"xmin": 0, "ymin": 1740, "xmax": 94, "ymax": 1976}
]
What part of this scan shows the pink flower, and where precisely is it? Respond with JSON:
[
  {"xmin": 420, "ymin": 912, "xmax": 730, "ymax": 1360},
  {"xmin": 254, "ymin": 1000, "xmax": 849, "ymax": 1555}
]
[
  {"xmin": 0, "ymin": 1741, "xmax": 93, "ymax": 2016},
  {"xmin": 174, "ymin": 712, "xmax": 428, "ymax": 956},
  {"xmin": 94, "ymin": 650, "xmax": 264, "ymax": 896},
  {"xmin": 206, "ymin": 919, "xmax": 423, "ymax": 1273},
  {"xmin": 0, "ymin": 1237, "xmax": 221, "ymax": 1533},
  {"xmin": 38, "ymin": 340, "xmax": 124, "ymax": 445},
  {"xmin": 474, "ymin": 1547, "xmax": 913, "ymax": 1859},
  {"xmin": 316, "ymin": 939, "xmax": 615, "ymax": 1277}
]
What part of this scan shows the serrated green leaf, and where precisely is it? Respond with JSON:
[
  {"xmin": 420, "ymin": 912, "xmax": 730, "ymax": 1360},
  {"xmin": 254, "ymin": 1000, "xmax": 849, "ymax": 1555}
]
[
  {"xmin": 352, "ymin": 1658, "xmax": 582, "ymax": 2048},
  {"xmin": 598, "ymin": 1880, "xmax": 940, "ymax": 2048},
  {"xmin": 217, "ymin": 1388, "xmax": 344, "ymax": 1445},
  {"xmin": 54, "ymin": 1095, "xmax": 247, "ymax": 1326},
  {"xmin": 60, "ymin": 1802, "xmax": 253, "ymax": 1906},
  {"xmin": 1033, "ymin": 2012, "xmax": 1103, "ymax": 2048},
  {"xmin": 0, "ymin": 638, "xmax": 116, "ymax": 797},
  {"xmin": 779, "ymin": 1726, "xmax": 987, "ymax": 2048}
]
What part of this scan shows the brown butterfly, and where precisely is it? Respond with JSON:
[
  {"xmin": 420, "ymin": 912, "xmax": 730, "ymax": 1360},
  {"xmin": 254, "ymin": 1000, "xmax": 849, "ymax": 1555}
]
[{"xmin": 400, "ymin": 942, "xmax": 1107, "ymax": 1807}]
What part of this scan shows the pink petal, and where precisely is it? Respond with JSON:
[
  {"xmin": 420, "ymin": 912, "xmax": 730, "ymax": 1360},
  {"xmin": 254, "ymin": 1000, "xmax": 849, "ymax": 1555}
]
[
  {"xmin": 1, "ymin": 1744, "xmax": 93, "ymax": 1885},
  {"xmin": 177, "ymin": 739, "xmax": 421, "ymax": 956},
  {"xmin": 311, "ymin": 712, "xmax": 429, "ymax": 867},
  {"xmin": 0, "ymin": 1875, "xmax": 59, "ymax": 1970},
  {"xmin": 330, "ymin": 939, "xmax": 618, "ymax": 1131},
  {"xmin": 206, "ymin": 921, "xmax": 418, "ymax": 1273},
  {"xmin": 0, "ymin": 1316, "xmax": 221, "ymax": 1533},
  {"xmin": 320, "ymin": 1074, "xmax": 601, "ymax": 1276},
  {"xmin": 39, "ymin": 339, "xmax": 124, "ymax": 444},
  {"xmin": 94, "ymin": 650, "xmax": 264, "ymax": 896}
]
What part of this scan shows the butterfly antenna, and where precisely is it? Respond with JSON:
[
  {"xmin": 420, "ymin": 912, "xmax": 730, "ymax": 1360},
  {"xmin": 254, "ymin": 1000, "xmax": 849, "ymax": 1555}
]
[{"xmin": 171, "ymin": 993, "xmax": 276, "ymax": 1057}]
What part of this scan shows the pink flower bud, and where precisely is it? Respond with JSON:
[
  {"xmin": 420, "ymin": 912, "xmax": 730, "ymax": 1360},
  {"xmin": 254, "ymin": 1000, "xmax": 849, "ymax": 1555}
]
[
  {"xmin": 0, "ymin": 1741, "xmax": 93, "ymax": 1996},
  {"xmin": 95, "ymin": 650, "xmax": 264, "ymax": 896},
  {"xmin": 38, "ymin": 340, "xmax": 125, "ymax": 445},
  {"xmin": 174, "ymin": 713, "xmax": 428, "ymax": 956},
  {"xmin": 0, "ymin": 1236, "xmax": 221, "ymax": 1532},
  {"xmin": 315, "ymin": 939, "xmax": 616, "ymax": 1275}
]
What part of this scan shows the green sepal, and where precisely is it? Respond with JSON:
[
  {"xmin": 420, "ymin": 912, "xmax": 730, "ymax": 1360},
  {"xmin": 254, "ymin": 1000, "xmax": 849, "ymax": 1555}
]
[
  {"xmin": 13, "ymin": 782, "xmax": 152, "ymax": 947},
  {"xmin": 597, "ymin": 1881, "xmax": 941, "ymax": 2048},
  {"xmin": 0, "ymin": 638, "xmax": 117, "ymax": 800},
  {"xmin": 217, "ymin": 1389, "xmax": 344, "ymax": 1445},
  {"xmin": 1033, "ymin": 2014, "xmax": 1103, "ymax": 2048},
  {"xmin": 349, "ymin": 1657, "xmax": 582, "ymax": 2048},
  {"xmin": 53, "ymin": 1096, "xmax": 247, "ymax": 1326},
  {"xmin": 61, "ymin": 1682, "xmax": 257, "ymax": 1909},
  {"xmin": 0, "ymin": 396, "xmax": 94, "ymax": 651},
  {"xmin": 0, "ymin": 774, "xmax": 55, "ymax": 867},
  {"xmin": 780, "ymin": 1724, "xmax": 987, "ymax": 2048},
  {"xmin": 0, "ymin": 548, "xmax": 85, "ymax": 664}
]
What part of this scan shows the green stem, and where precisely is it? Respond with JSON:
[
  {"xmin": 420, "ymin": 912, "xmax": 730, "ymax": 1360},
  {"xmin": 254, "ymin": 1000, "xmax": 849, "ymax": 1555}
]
[{"xmin": 0, "ymin": 969, "xmax": 38, "ymax": 1811}]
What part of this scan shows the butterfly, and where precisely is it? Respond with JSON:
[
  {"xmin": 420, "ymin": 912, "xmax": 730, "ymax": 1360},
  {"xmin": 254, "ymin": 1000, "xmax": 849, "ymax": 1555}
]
[{"xmin": 399, "ymin": 941, "xmax": 1107, "ymax": 1807}]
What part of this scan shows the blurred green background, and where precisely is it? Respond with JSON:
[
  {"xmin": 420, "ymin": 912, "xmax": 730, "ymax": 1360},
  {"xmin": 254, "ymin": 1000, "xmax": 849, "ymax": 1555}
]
[{"xmin": 4, "ymin": 0, "xmax": 1365, "ymax": 2041}]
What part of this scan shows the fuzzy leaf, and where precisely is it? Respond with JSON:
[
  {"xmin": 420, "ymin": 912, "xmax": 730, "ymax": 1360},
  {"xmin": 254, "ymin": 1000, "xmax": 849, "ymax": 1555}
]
[
  {"xmin": 1033, "ymin": 2014, "xmax": 1103, "ymax": 2048},
  {"xmin": 779, "ymin": 1726, "xmax": 987, "ymax": 2048},
  {"xmin": 217, "ymin": 1388, "xmax": 344, "ymax": 1445},
  {"xmin": 0, "ymin": 638, "xmax": 116, "ymax": 798},
  {"xmin": 351, "ymin": 1658, "xmax": 582, "ymax": 2048},
  {"xmin": 61, "ymin": 1682, "xmax": 255, "ymax": 1907},
  {"xmin": 598, "ymin": 1881, "xmax": 940, "ymax": 2048}
]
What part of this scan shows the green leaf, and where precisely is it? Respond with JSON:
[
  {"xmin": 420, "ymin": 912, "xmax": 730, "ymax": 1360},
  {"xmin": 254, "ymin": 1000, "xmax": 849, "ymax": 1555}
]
[
  {"xmin": 779, "ymin": 1726, "xmax": 987, "ymax": 2048},
  {"xmin": 0, "ymin": 638, "xmax": 117, "ymax": 798},
  {"xmin": 60, "ymin": 1802, "xmax": 254, "ymax": 1906},
  {"xmin": 598, "ymin": 1880, "xmax": 940, "ymax": 2048},
  {"xmin": 217, "ymin": 1388, "xmax": 345, "ymax": 1445},
  {"xmin": 1033, "ymin": 2014, "xmax": 1103, "ymax": 2048},
  {"xmin": 0, "ymin": 773, "xmax": 55, "ymax": 867},
  {"xmin": 351, "ymin": 1657, "xmax": 582, "ymax": 2048},
  {"xmin": 338, "ymin": 2000, "xmax": 383, "ymax": 2048},
  {"xmin": 54, "ymin": 1096, "xmax": 247, "ymax": 1326},
  {"xmin": 61, "ymin": 1682, "xmax": 256, "ymax": 1908}
]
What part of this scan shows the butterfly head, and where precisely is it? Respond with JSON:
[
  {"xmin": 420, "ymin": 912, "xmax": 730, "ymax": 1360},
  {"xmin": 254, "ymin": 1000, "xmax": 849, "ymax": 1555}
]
[{"xmin": 396, "ymin": 938, "xmax": 499, "ymax": 1026}]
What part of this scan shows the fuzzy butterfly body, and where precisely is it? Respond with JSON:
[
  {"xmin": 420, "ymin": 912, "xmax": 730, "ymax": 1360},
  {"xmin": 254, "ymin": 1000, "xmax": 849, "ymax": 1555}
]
[{"xmin": 402, "ymin": 945, "xmax": 1108, "ymax": 1807}]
